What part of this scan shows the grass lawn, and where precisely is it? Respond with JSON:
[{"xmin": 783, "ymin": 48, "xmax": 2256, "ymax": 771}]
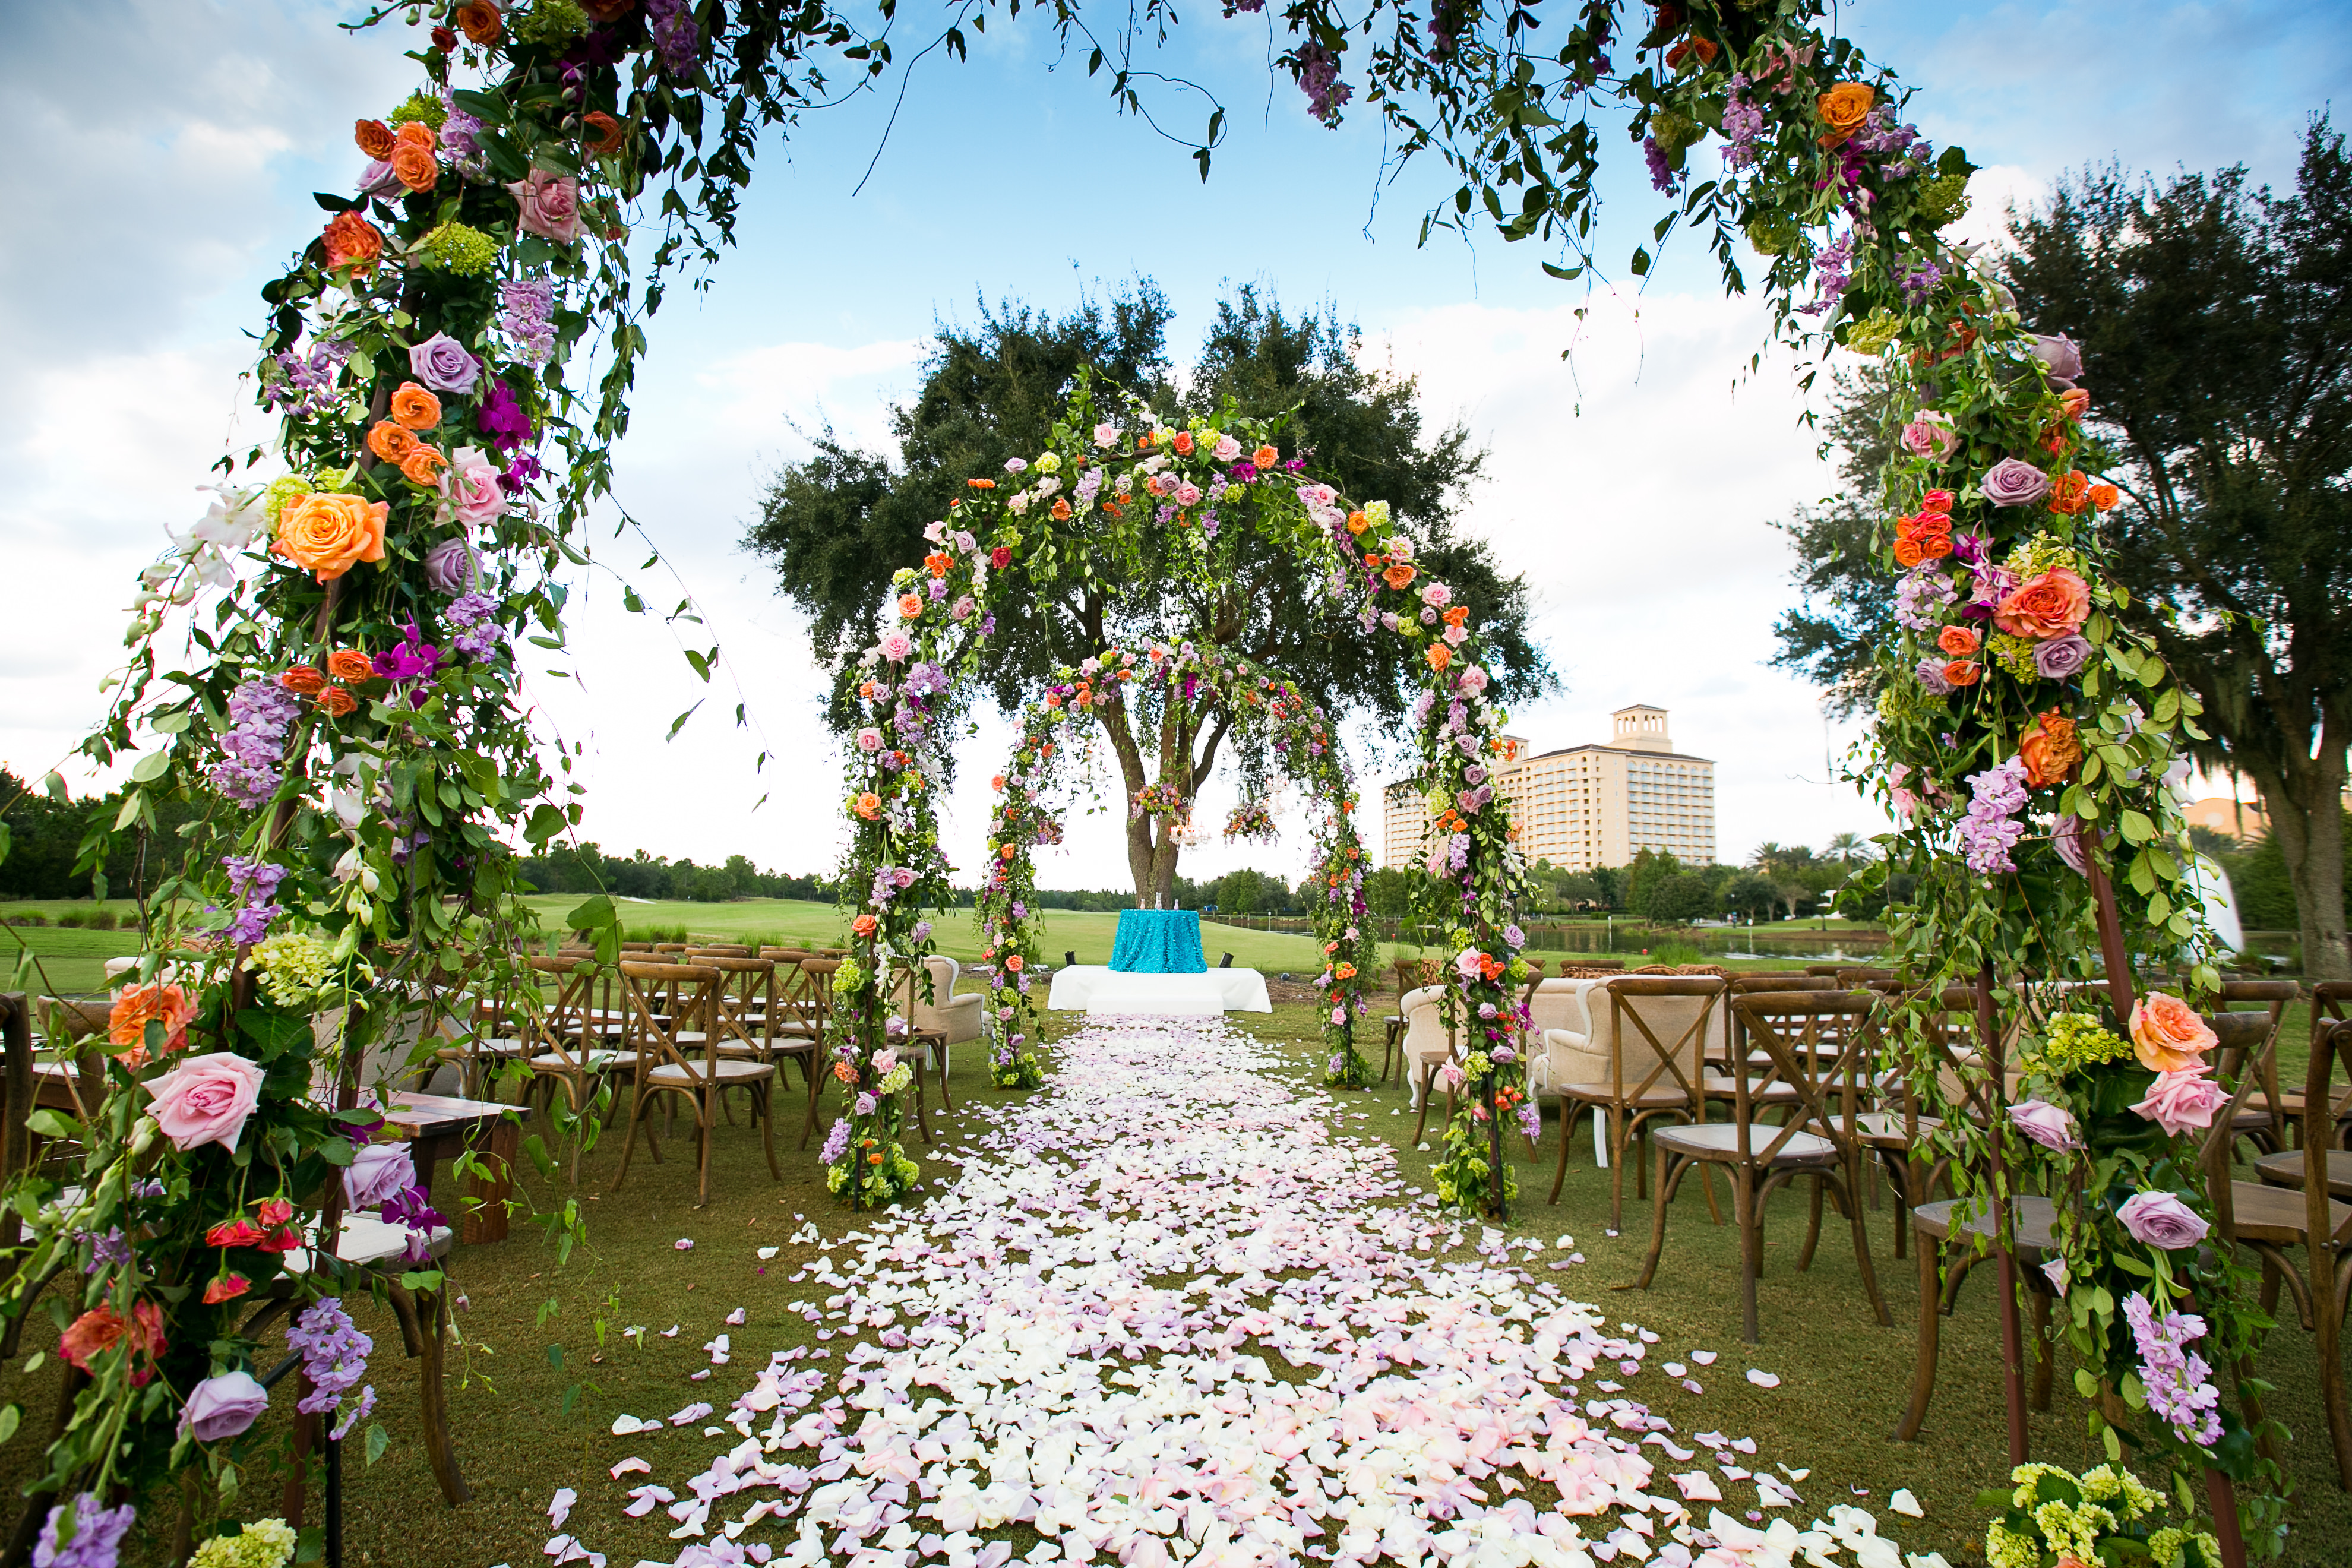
[{"xmin": 0, "ymin": 985, "xmax": 2342, "ymax": 1566}]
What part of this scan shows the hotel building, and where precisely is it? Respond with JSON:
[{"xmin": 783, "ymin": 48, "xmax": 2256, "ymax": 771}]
[{"xmin": 1382, "ymin": 705, "xmax": 1716, "ymax": 871}]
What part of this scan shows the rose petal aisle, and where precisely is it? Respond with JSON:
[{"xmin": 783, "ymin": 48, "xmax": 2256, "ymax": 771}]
[{"xmin": 562, "ymin": 1017, "xmax": 1939, "ymax": 1568}]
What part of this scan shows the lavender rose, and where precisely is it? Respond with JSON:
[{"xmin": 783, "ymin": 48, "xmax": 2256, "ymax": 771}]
[
  {"xmin": 424, "ymin": 538, "xmax": 477, "ymax": 593},
  {"xmin": 180, "ymin": 1368, "xmax": 270, "ymax": 1442},
  {"xmin": 2117, "ymin": 1190, "xmax": 2210, "ymax": 1250},
  {"xmin": 409, "ymin": 332, "xmax": 481, "ymax": 395},
  {"xmin": 343, "ymin": 1142, "xmax": 418, "ymax": 1209},
  {"xmin": 1980, "ymin": 457, "xmax": 2053, "ymax": 508},
  {"xmin": 2053, "ymin": 812, "xmax": 2090, "ymax": 875},
  {"xmin": 1914, "ymin": 658, "xmax": 1955, "ymax": 697},
  {"xmin": 2031, "ymin": 333, "xmax": 2083, "ymax": 387},
  {"xmin": 2034, "ymin": 633, "xmax": 2092, "ymax": 681},
  {"xmin": 2006, "ymin": 1099, "xmax": 2081, "ymax": 1152}
]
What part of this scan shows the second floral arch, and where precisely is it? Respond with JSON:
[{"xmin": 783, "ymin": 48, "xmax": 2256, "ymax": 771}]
[{"xmin": 821, "ymin": 382, "xmax": 1538, "ymax": 1216}]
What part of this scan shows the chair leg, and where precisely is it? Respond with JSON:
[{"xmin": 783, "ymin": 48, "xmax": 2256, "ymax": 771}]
[
  {"xmin": 2318, "ymin": 1254, "xmax": 2352, "ymax": 1490},
  {"xmin": 1607, "ymin": 1108, "xmax": 1627, "ymax": 1231},
  {"xmin": 415, "ymin": 1282, "xmax": 470, "ymax": 1505},
  {"xmin": 1737, "ymin": 1171, "xmax": 1763, "ymax": 1345},
  {"xmin": 1635, "ymin": 1145, "xmax": 1683, "ymax": 1290},
  {"xmin": 610, "ymin": 1087, "xmax": 654, "ymax": 1190},
  {"xmin": 938, "ymin": 1041, "xmax": 955, "ymax": 1112},
  {"xmin": 1844, "ymin": 1167, "xmax": 1892, "ymax": 1327},
  {"xmin": 911, "ymin": 1061, "xmax": 934, "ymax": 1145},
  {"xmin": 1893, "ymin": 1226, "xmax": 1941, "ymax": 1441},
  {"xmin": 2028, "ymin": 1289, "xmax": 2054, "ymax": 1412},
  {"xmin": 1798, "ymin": 1178, "xmax": 1825, "ymax": 1273},
  {"xmin": 757, "ymin": 1080, "xmax": 782, "ymax": 1181},
  {"xmin": 1412, "ymin": 1066, "xmax": 1435, "ymax": 1146},
  {"xmin": 1548, "ymin": 1098, "xmax": 1573, "ymax": 1205},
  {"xmin": 799, "ymin": 1062, "xmax": 829, "ymax": 1151},
  {"xmin": 694, "ymin": 1088, "xmax": 715, "ymax": 1208}
]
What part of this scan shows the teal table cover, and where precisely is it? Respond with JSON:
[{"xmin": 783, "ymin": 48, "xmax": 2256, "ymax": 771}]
[{"xmin": 1109, "ymin": 909, "xmax": 1207, "ymax": 973}]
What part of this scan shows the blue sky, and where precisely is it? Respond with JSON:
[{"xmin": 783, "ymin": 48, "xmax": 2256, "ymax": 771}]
[{"xmin": 3, "ymin": 1, "xmax": 2343, "ymax": 892}]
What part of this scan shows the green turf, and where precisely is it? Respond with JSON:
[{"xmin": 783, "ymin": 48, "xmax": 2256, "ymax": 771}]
[{"xmin": 0, "ymin": 985, "xmax": 2342, "ymax": 1566}]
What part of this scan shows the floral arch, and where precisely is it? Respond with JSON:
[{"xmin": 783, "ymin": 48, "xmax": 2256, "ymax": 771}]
[
  {"xmin": 960, "ymin": 640, "xmax": 1379, "ymax": 1102},
  {"xmin": 7, "ymin": 0, "xmax": 2287, "ymax": 1553},
  {"xmin": 820, "ymin": 384, "xmax": 1533, "ymax": 1215}
]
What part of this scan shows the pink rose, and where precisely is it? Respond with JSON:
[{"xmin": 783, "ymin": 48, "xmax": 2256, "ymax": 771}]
[
  {"xmin": 1455, "ymin": 665, "xmax": 1490, "ymax": 696},
  {"xmin": 1900, "ymin": 410, "xmax": 1956, "ymax": 461},
  {"xmin": 1421, "ymin": 583, "xmax": 1452, "ymax": 607},
  {"xmin": 877, "ymin": 631, "xmax": 913, "ymax": 662},
  {"xmin": 505, "ymin": 168, "xmax": 584, "ymax": 243},
  {"xmin": 1092, "ymin": 422, "xmax": 1120, "ymax": 450},
  {"xmin": 856, "ymin": 727, "xmax": 883, "ymax": 754},
  {"xmin": 2006, "ymin": 1098, "xmax": 2081, "ymax": 1153},
  {"xmin": 143, "ymin": 1051, "xmax": 266, "ymax": 1153},
  {"xmin": 181, "ymin": 1369, "xmax": 270, "ymax": 1442},
  {"xmin": 2132, "ymin": 1068, "xmax": 2228, "ymax": 1136},
  {"xmin": 2117, "ymin": 1190, "xmax": 2209, "ymax": 1250},
  {"xmin": 438, "ymin": 445, "xmax": 506, "ymax": 529},
  {"xmin": 1212, "ymin": 434, "xmax": 1241, "ymax": 461}
]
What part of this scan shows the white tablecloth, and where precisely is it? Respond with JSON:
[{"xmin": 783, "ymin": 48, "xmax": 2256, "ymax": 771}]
[{"xmin": 1045, "ymin": 966, "xmax": 1272, "ymax": 1014}]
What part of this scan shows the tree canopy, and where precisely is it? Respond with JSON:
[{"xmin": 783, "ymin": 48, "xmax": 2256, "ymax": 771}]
[{"xmin": 1770, "ymin": 119, "xmax": 2352, "ymax": 976}]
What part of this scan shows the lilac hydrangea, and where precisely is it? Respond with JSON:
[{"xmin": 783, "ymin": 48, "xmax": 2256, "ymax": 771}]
[
  {"xmin": 264, "ymin": 340, "xmax": 354, "ymax": 421},
  {"xmin": 1895, "ymin": 567, "xmax": 1958, "ymax": 632},
  {"xmin": 288, "ymin": 1297, "xmax": 377, "ymax": 1441},
  {"xmin": 1900, "ymin": 256, "xmax": 1943, "ymax": 305},
  {"xmin": 223, "ymin": 855, "xmax": 288, "ymax": 946},
  {"xmin": 820, "ymin": 1118, "xmax": 851, "ymax": 1163},
  {"xmin": 500, "ymin": 276, "xmax": 557, "ymax": 367},
  {"xmin": 1957, "ymin": 757, "xmax": 2029, "ymax": 874},
  {"xmin": 2124, "ymin": 1291, "xmax": 2223, "ymax": 1445},
  {"xmin": 1643, "ymin": 135, "xmax": 1675, "ymax": 192},
  {"xmin": 1720, "ymin": 75, "xmax": 1764, "ymax": 169},
  {"xmin": 439, "ymin": 88, "xmax": 487, "ymax": 178},
  {"xmin": 33, "ymin": 1493, "xmax": 136, "ymax": 1568},
  {"xmin": 1799, "ymin": 230, "xmax": 1855, "ymax": 315},
  {"xmin": 445, "ymin": 592, "xmax": 502, "ymax": 661},
  {"xmin": 208, "ymin": 679, "xmax": 302, "ymax": 808},
  {"xmin": 644, "ymin": 0, "xmax": 701, "ymax": 74},
  {"xmin": 1294, "ymin": 40, "xmax": 1352, "ymax": 121}
]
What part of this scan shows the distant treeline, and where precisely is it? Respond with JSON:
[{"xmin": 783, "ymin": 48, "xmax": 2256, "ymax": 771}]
[
  {"xmin": 1, "ymin": 769, "xmax": 206, "ymax": 902},
  {"xmin": 519, "ymin": 842, "xmax": 833, "ymax": 904}
]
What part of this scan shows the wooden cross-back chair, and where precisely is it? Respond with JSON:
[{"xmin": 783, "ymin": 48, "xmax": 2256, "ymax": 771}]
[
  {"xmin": 794, "ymin": 958, "xmax": 843, "ymax": 1150},
  {"xmin": 1547, "ymin": 977, "xmax": 1725, "ymax": 1227},
  {"xmin": 609, "ymin": 962, "xmax": 780, "ymax": 1207},
  {"xmin": 514, "ymin": 955, "xmax": 637, "ymax": 1182},
  {"xmin": 1637, "ymin": 988, "xmax": 1892, "ymax": 1344},
  {"xmin": 2231, "ymin": 1016, "xmax": 2352, "ymax": 1489}
]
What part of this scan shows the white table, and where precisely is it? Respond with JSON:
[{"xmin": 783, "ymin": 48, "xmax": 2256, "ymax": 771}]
[{"xmin": 1045, "ymin": 966, "xmax": 1272, "ymax": 1015}]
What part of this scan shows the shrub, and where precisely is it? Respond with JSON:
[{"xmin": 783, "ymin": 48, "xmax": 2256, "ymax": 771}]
[
  {"xmin": 0, "ymin": 911, "xmax": 45, "ymax": 927},
  {"xmin": 84, "ymin": 910, "xmax": 118, "ymax": 931},
  {"xmin": 54, "ymin": 909, "xmax": 86, "ymax": 928}
]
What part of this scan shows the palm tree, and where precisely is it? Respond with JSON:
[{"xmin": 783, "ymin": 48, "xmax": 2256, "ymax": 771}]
[{"xmin": 1823, "ymin": 831, "xmax": 1874, "ymax": 867}]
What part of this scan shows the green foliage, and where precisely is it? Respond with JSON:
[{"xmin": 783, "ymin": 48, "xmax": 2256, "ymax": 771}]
[
  {"xmin": 521, "ymin": 841, "xmax": 831, "ymax": 904},
  {"xmin": 2216, "ymin": 813, "xmax": 2352, "ymax": 932}
]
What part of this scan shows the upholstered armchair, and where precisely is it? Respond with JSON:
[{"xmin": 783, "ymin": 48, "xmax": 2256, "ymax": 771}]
[{"xmin": 915, "ymin": 954, "xmax": 985, "ymax": 1045}]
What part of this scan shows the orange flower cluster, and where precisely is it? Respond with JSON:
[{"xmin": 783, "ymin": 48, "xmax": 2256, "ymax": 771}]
[
  {"xmin": 1892, "ymin": 489, "xmax": 1956, "ymax": 567},
  {"xmin": 321, "ymin": 211, "xmax": 383, "ymax": 273},
  {"xmin": 390, "ymin": 121, "xmax": 438, "ymax": 193},
  {"xmin": 273, "ymin": 493, "xmax": 387, "ymax": 582},
  {"xmin": 1816, "ymin": 83, "xmax": 1874, "ymax": 146},
  {"xmin": 583, "ymin": 111, "xmax": 627, "ymax": 158},
  {"xmin": 108, "ymin": 982, "xmax": 197, "ymax": 1067},
  {"xmin": 2019, "ymin": 709, "xmax": 2083, "ymax": 788}
]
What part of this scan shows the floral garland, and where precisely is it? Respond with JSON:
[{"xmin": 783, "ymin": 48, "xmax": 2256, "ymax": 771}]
[
  {"xmin": 974, "ymin": 696, "xmax": 1072, "ymax": 1092},
  {"xmin": 1222, "ymin": 796, "xmax": 1280, "ymax": 845}
]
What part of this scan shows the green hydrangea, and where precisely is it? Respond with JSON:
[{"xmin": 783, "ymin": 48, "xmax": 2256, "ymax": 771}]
[
  {"xmin": 248, "ymin": 931, "xmax": 337, "ymax": 1009},
  {"xmin": 1877, "ymin": 674, "xmax": 1946, "ymax": 727},
  {"xmin": 1845, "ymin": 309, "xmax": 1902, "ymax": 355},
  {"xmin": 1651, "ymin": 109, "xmax": 1702, "ymax": 155},
  {"xmin": 514, "ymin": 0, "xmax": 592, "ymax": 46},
  {"xmin": 386, "ymin": 91, "xmax": 446, "ymax": 130},
  {"xmin": 2024, "ymin": 1011, "xmax": 2134, "ymax": 1076},
  {"xmin": 1744, "ymin": 213, "xmax": 1801, "ymax": 255},
  {"xmin": 1990, "ymin": 631, "xmax": 2041, "ymax": 682},
  {"xmin": 878, "ymin": 1062, "xmax": 913, "ymax": 1095},
  {"xmin": 2008, "ymin": 531, "xmax": 2085, "ymax": 580},
  {"xmin": 191, "ymin": 1518, "xmax": 297, "ymax": 1568},
  {"xmin": 2148, "ymin": 1527, "xmax": 2222, "ymax": 1568},
  {"xmin": 2032, "ymin": 1499, "xmax": 2118, "ymax": 1564},
  {"xmin": 263, "ymin": 476, "xmax": 313, "ymax": 527},
  {"xmin": 1362, "ymin": 500, "xmax": 1390, "ymax": 528},
  {"xmin": 1034, "ymin": 451, "xmax": 1061, "ymax": 475},
  {"xmin": 2078, "ymin": 1464, "xmax": 2163, "ymax": 1518},
  {"xmin": 1984, "ymin": 1523, "xmax": 2036, "ymax": 1568},
  {"xmin": 1918, "ymin": 170, "xmax": 1972, "ymax": 225},
  {"xmin": 414, "ymin": 220, "xmax": 500, "ymax": 276},
  {"xmin": 832, "ymin": 960, "xmax": 864, "ymax": 995}
]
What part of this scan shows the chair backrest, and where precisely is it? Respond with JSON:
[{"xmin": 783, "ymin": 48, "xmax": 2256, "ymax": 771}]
[
  {"xmin": 521, "ymin": 954, "xmax": 599, "ymax": 1068},
  {"xmin": 760, "ymin": 946, "xmax": 814, "ymax": 963},
  {"xmin": 619, "ymin": 962, "xmax": 722, "ymax": 1082},
  {"xmin": 798, "ymin": 958, "xmax": 839, "ymax": 1061},
  {"xmin": 692, "ymin": 944, "xmax": 752, "ymax": 959},
  {"xmin": 1729, "ymin": 990, "xmax": 1880, "ymax": 1162},
  {"xmin": 1733, "ymin": 973, "xmax": 1834, "ymax": 993},
  {"xmin": 1602, "ymin": 977, "xmax": 1722, "ymax": 1112},
  {"xmin": 1523, "ymin": 977, "xmax": 1592, "ymax": 1036},
  {"xmin": 619, "ymin": 941, "xmax": 655, "ymax": 953},
  {"xmin": 1804, "ymin": 965, "xmax": 1844, "ymax": 977},
  {"xmin": 700, "ymin": 956, "xmax": 776, "ymax": 1047},
  {"xmin": 1399, "ymin": 986, "xmax": 1455, "ymax": 1060},
  {"xmin": 2198, "ymin": 1010, "xmax": 2287, "ymax": 1242},
  {"xmin": 2315, "ymin": 981, "xmax": 2350, "ymax": 1024},
  {"xmin": 2297, "ymin": 1020, "xmax": 2352, "ymax": 1253},
  {"xmin": 1834, "ymin": 966, "xmax": 1896, "ymax": 987}
]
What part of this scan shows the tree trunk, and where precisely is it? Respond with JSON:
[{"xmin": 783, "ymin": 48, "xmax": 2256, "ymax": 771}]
[{"xmin": 2242, "ymin": 726, "xmax": 2350, "ymax": 981}]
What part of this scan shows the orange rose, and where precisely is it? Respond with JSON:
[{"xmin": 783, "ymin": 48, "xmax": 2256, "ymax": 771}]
[
  {"xmin": 394, "ymin": 121, "xmax": 434, "ymax": 151},
  {"xmin": 2047, "ymin": 471, "xmax": 2091, "ymax": 516},
  {"xmin": 1253, "ymin": 445, "xmax": 1279, "ymax": 468},
  {"xmin": 399, "ymin": 445, "xmax": 448, "ymax": 485},
  {"xmin": 1383, "ymin": 562, "xmax": 1417, "ymax": 590},
  {"xmin": 1816, "ymin": 83, "xmax": 1875, "ymax": 144},
  {"xmin": 966, "ymin": 478, "xmax": 997, "ymax": 490},
  {"xmin": 2059, "ymin": 388, "xmax": 2091, "ymax": 421},
  {"xmin": 455, "ymin": 0, "xmax": 504, "ymax": 44},
  {"xmin": 2018, "ymin": 710, "xmax": 2082, "ymax": 789},
  {"xmin": 583, "ymin": 111, "xmax": 627, "ymax": 158},
  {"xmin": 366, "ymin": 421, "xmax": 418, "ymax": 464},
  {"xmin": 1346, "ymin": 510, "xmax": 1368, "ymax": 535},
  {"xmin": 1426, "ymin": 643, "xmax": 1453, "ymax": 672},
  {"xmin": 1943, "ymin": 660, "xmax": 1981, "ymax": 688},
  {"xmin": 1443, "ymin": 606, "xmax": 1469, "ymax": 627},
  {"xmin": 315, "ymin": 686, "xmax": 358, "ymax": 717},
  {"xmin": 391, "ymin": 143, "xmax": 438, "ymax": 192},
  {"xmin": 854, "ymin": 791, "xmax": 882, "ymax": 820},
  {"xmin": 1172, "ymin": 431, "xmax": 1195, "ymax": 454},
  {"xmin": 1936, "ymin": 625, "xmax": 1980, "ymax": 657},
  {"xmin": 1893, "ymin": 511, "xmax": 1953, "ymax": 568},
  {"xmin": 924, "ymin": 551, "xmax": 952, "ymax": 577},
  {"xmin": 897, "ymin": 593, "xmax": 924, "ymax": 619},
  {"xmin": 853, "ymin": 914, "xmax": 878, "ymax": 938},
  {"xmin": 355, "ymin": 119, "xmax": 396, "ymax": 159},
  {"xmin": 274, "ymin": 493, "xmax": 388, "ymax": 582},
  {"xmin": 109, "ymin": 983, "xmax": 197, "ymax": 1067},
  {"xmin": 202, "ymin": 1275, "xmax": 251, "ymax": 1305},
  {"xmin": 1000, "ymin": 843, "xmax": 1018, "ymax": 861},
  {"xmin": 1007, "ymin": 954, "xmax": 1025, "ymax": 972},
  {"xmin": 390, "ymin": 381, "xmax": 441, "ymax": 430},
  {"xmin": 326, "ymin": 649, "xmax": 374, "ymax": 682},
  {"xmin": 59, "ymin": 1301, "xmax": 164, "ymax": 1382},
  {"xmin": 2131, "ymin": 992, "xmax": 2218, "ymax": 1074},
  {"xmin": 321, "ymin": 211, "xmax": 382, "ymax": 273},
  {"xmin": 279, "ymin": 665, "xmax": 327, "ymax": 695},
  {"xmin": 1665, "ymin": 36, "xmax": 1718, "ymax": 69},
  {"xmin": 1994, "ymin": 568, "xmax": 2091, "ymax": 640},
  {"xmin": 1050, "ymin": 499, "xmax": 1073, "ymax": 521},
  {"xmin": 2088, "ymin": 482, "xmax": 2120, "ymax": 511}
]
